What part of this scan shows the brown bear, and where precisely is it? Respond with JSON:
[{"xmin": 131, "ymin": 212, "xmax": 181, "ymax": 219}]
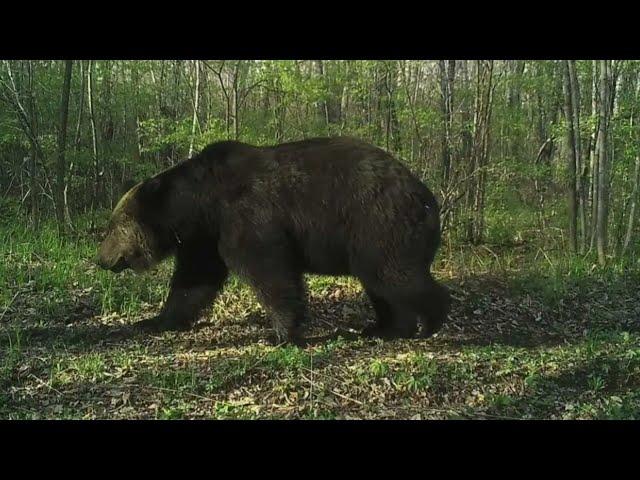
[{"xmin": 97, "ymin": 137, "xmax": 450, "ymax": 344}]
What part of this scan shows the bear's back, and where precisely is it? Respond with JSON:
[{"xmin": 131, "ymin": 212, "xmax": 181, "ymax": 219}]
[
  {"xmin": 188, "ymin": 137, "xmax": 439, "ymax": 276},
  {"xmin": 192, "ymin": 137, "xmax": 434, "ymax": 211}
]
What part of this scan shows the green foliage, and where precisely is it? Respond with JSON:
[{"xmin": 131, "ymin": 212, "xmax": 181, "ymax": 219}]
[
  {"xmin": 369, "ymin": 359, "xmax": 390, "ymax": 378},
  {"xmin": 138, "ymin": 117, "xmax": 192, "ymax": 155},
  {"xmin": 0, "ymin": 220, "xmax": 170, "ymax": 321},
  {"xmin": 0, "ymin": 329, "xmax": 22, "ymax": 391}
]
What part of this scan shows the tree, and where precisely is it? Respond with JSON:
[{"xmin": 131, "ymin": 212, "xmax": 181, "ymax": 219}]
[
  {"xmin": 562, "ymin": 60, "xmax": 578, "ymax": 252},
  {"xmin": 188, "ymin": 60, "xmax": 200, "ymax": 158},
  {"xmin": 589, "ymin": 60, "xmax": 600, "ymax": 251},
  {"xmin": 596, "ymin": 60, "xmax": 611, "ymax": 266},
  {"xmin": 439, "ymin": 60, "xmax": 456, "ymax": 186},
  {"xmin": 467, "ymin": 60, "xmax": 495, "ymax": 244},
  {"xmin": 87, "ymin": 59, "xmax": 100, "ymax": 226},
  {"xmin": 568, "ymin": 61, "xmax": 588, "ymax": 252},
  {"xmin": 55, "ymin": 60, "xmax": 73, "ymax": 233},
  {"xmin": 623, "ymin": 155, "xmax": 640, "ymax": 256}
]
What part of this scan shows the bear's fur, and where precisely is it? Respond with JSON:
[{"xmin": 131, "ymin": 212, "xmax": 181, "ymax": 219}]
[{"xmin": 97, "ymin": 137, "xmax": 451, "ymax": 343}]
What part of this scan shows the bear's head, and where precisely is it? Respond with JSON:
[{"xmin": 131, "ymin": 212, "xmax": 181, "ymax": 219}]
[{"xmin": 97, "ymin": 177, "xmax": 173, "ymax": 273}]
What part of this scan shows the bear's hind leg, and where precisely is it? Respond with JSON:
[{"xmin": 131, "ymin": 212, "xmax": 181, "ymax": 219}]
[
  {"xmin": 136, "ymin": 248, "xmax": 228, "ymax": 333},
  {"xmin": 416, "ymin": 276, "xmax": 451, "ymax": 338},
  {"xmin": 385, "ymin": 272, "xmax": 450, "ymax": 339},
  {"xmin": 360, "ymin": 268, "xmax": 450, "ymax": 339}
]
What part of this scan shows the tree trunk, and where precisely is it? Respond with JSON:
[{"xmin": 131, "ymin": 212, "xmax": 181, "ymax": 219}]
[
  {"xmin": 314, "ymin": 60, "xmax": 329, "ymax": 126},
  {"xmin": 25, "ymin": 62, "xmax": 40, "ymax": 226},
  {"xmin": 340, "ymin": 63, "xmax": 349, "ymax": 132},
  {"xmin": 596, "ymin": 60, "xmax": 610, "ymax": 266},
  {"xmin": 87, "ymin": 60, "xmax": 100, "ymax": 227},
  {"xmin": 589, "ymin": 60, "xmax": 600, "ymax": 251},
  {"xmin": 55, "ymin": 60, "xmax": 73, "ymax": 234},
  {"xmin": 388, "ymin": 69, "xmax": 401, "ymax": 153},
  {"xmin": 101, "ymin": 61, "xmax": 115, "ymax": 207},
  {"xmin": 439, "ymin": 60, "xmax": 456, "ymax": 186},
  {"xmin": 188, "ymin": 60, "xmax": 200, "ymax": 157},
  {"xmin": 469, "ymin": 60, "xmax": 494, "ymax": 244},
  {"xmin": 562, "ymin": 60, "xmax": 578, "ymax": 252},
  {"xmin": 567, "ymin": 60, "xmax": 587, "ymax": 253},
  {"xmin": 232, "ymin": 61, "xmax": 240, "ymax": 140},
  {"xmin": 74, "ymin": 60, "xmax": 86, "ymax": 151},
  {"xmin": 382, "ymin": 62, "xmax": 401, "ymax": 153},
  {"xmin": 622, "ymin": 155, "xmax": 640, "ymax": 255}
]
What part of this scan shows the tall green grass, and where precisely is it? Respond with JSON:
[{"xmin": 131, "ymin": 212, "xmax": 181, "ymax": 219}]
[{"xmin": 0, "ymin": 218, "xmax": 171, "ymax": 320}]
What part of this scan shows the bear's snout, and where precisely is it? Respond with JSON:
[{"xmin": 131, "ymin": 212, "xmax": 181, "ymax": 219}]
[
  {"xmin": 96, "ymin": 250, "xmax": 129, "ymax": 272},
  {"xmin": 97, "ymin": 253, "xmax": 127, "ymax": 272},
  {"xmin": 97, "ymin": 234, "xmax": 129, "ymax": 272}
]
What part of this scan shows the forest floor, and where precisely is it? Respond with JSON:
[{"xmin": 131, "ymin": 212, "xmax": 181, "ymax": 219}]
[{"xmin": 1, "ymin": 224, "xmax": 640, "ymax": 419}]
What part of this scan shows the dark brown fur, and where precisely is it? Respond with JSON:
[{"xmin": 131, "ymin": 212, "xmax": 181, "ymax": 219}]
[{"xmin": 97, "ymin": 137, "xmax": 451, "ymax": 343}]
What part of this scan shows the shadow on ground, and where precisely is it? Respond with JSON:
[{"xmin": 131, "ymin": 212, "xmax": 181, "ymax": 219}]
[
  {"xmin": 222, "ymin": 269, "xmax": 637, "ymax": 351},
  {"xmin": 2, "ymin": 269, "xmax": 637, "ymax": 353}
]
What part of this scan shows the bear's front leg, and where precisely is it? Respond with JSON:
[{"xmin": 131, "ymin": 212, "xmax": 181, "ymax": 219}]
[
  {"xmin": 136, "ymin": 248, "xmax": 228, "ymax": 333},
  {"xmin": 253, "ymin": 277, "xmax": 307, "ymax": 346},
  {"xmin": 136, "ymin": 284, "xmax": 220, "ymax": 333},
  {"xmin": 220, "ymin": 226, "xmax": 308, "ymax": 346}
]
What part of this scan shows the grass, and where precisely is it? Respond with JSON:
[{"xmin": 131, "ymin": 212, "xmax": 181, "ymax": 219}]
[
  {"xmin": 0, "ymin": 220, "xmax": 170, "ymax": 322},
  {"xmin": 1, "ymin": 329, "xmax": 23, "ymax": 405},
  {"xmin": 1, "ymin": 211, "xmax": 640, "ymax": 419}
]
